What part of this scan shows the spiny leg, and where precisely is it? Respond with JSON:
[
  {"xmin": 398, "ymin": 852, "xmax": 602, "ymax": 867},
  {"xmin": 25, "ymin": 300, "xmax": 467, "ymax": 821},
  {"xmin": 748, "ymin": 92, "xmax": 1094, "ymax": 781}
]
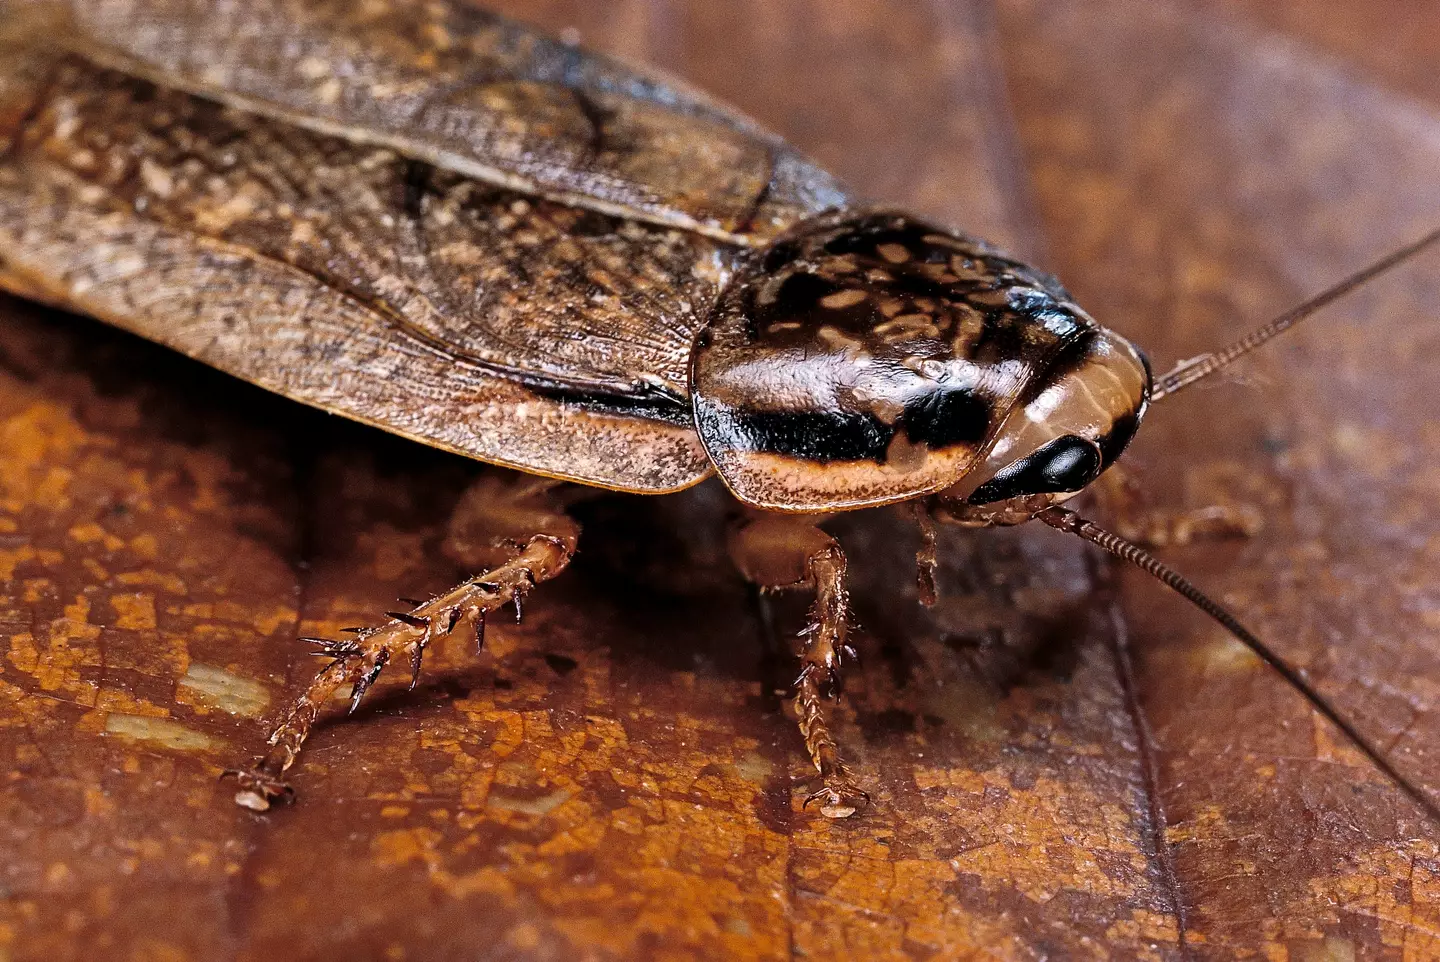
[
  {"xmin": 795, "ymin": 541, "xmax": 869, "ymax": 817},
  {"xmin": 1118, "ymin": 503, "xmax": 1263, "ymax": 548},
  {"xmin": 227, "ymin": 472, "xmax": 579, "ymax": 811},
  {"xmin": 730, "ymin": 515, "xmax": 868, "ymax": 818},
  {"xmin": 1091, "ymin": 464, "xmax": 1262, "ymax": 548},
  {"xmin": 913, "ymin": 499, "xmax": 940, "ymax": 607}
]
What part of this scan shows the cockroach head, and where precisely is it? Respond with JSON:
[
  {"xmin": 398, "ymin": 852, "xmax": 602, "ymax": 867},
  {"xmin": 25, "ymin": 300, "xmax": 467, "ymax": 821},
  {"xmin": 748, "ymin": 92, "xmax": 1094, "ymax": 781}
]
[
  {"xmin": 690, "ymin": 211, "xmax": 1150, "ymax": 513},
  {"xmin": 940, "ymin": 324, "xmax": 1151, "ymax": 521}
]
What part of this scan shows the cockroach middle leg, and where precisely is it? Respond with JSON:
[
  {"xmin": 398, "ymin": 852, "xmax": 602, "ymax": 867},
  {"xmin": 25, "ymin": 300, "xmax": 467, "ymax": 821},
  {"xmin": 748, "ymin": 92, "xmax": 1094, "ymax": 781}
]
[
  {"xmin": 796, "ymin": 541, "xmax": 870, "ymax": 818},
  {"xmin": 729, "ymin": 514, "xmax": 868, "ymax": 818},
  {"xmin": 226, "ymin": 471, "xmax": 580, "ymax": 811},
  {"xmin": 913, "ymin": 500, "xmax": 940, "ymax": 607}
]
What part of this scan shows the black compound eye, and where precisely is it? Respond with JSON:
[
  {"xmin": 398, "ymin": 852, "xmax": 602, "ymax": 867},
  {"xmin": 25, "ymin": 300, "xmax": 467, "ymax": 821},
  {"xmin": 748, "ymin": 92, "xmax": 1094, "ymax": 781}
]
[{"xmin": 967, "ymin": 435, "xmax": 1104, "ymax": 505}]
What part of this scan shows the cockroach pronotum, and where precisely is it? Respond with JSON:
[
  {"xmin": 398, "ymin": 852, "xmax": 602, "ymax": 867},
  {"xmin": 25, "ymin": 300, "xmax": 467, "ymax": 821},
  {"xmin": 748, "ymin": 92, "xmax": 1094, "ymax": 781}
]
[{"xmin": 0, "ymin": 0, "xmax": 1435, "ymax": 825}]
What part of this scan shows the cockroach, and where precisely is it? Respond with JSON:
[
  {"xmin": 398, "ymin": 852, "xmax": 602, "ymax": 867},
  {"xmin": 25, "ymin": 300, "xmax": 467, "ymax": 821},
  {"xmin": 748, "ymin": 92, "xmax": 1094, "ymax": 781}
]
[{"xmin": 0, "ymin": 0, "xmax": 1435, "ymax": 822}]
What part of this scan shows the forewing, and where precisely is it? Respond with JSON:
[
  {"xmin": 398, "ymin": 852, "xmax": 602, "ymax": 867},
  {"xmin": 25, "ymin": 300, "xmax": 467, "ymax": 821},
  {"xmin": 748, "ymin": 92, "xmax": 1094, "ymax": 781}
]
[
  {"xmin": 0, "ymin": 54, "xmax": 714, "ymax": 491},
  {"xmin": 22, "ymin": 0, "xmax": 851, "ymax": 242}
]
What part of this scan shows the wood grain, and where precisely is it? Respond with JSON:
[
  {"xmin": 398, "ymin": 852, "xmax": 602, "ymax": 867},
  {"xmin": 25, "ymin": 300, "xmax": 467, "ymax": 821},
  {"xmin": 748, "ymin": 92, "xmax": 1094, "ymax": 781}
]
[{"xmin": 1, "ymin": 1, "xmax": 1438, "ymax": 959}]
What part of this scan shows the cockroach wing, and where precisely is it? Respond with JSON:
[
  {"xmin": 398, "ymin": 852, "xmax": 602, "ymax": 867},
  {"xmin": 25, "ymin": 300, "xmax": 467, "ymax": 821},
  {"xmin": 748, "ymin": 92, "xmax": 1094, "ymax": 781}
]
[
  {"xmin": 0, "ymin": 52, "xmax": 718, "ymax": 492},
  {"xmin": 25, "ymin": 0, "xmax": 851, "ymax": 244}
]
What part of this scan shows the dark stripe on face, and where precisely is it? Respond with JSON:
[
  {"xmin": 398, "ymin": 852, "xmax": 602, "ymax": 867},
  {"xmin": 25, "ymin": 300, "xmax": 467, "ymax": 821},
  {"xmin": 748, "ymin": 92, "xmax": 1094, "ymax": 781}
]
[{"xmin": 694, "ymin": 384, "xmax": 992, "ymax": 465}]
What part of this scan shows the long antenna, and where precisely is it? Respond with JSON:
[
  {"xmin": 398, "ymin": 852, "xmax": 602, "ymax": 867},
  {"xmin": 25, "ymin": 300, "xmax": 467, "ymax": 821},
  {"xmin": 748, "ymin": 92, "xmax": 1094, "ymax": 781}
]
[
  {"xmin": 1037, "ymin": 505, "xmax": 1440, "ymax": 825},
  {"xmin": 1151, "ymin": 227, "xmax": 1440, "ymax": 401}
]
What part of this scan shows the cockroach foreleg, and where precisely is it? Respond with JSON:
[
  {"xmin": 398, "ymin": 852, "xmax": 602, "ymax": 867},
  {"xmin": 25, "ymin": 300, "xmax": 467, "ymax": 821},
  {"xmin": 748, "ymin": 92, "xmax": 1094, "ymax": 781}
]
[
  {"xmin": 729, "ymin": 516, "xmax": 869, "ymax": 818},
  {"xmin": 1115, "ymin": 503, "xmax": 1264, "ymax": 548},
  {"xmin": 227, "ymin": 472, "xmax": 580, "ymax": 811},
  {"xmin": 1092, "ymin": 465, "xmax": 1263, "ymax": 548}
]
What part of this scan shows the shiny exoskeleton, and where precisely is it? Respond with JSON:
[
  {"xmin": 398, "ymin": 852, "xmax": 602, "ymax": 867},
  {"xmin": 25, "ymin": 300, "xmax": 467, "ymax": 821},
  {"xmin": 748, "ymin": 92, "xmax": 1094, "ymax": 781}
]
[
  {"xmin": 0, "ymin": 0, "xmax": 1429, "ymax": 821},
  {"xmin": 692, "ymin": 210, "xmax": 1150, "ymax": 513}
]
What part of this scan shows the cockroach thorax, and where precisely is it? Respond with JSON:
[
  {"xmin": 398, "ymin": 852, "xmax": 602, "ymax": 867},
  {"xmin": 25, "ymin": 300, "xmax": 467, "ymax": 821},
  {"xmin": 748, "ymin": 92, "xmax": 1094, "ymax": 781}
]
[{"xmin": 688, "ymin": 210, "xmax": 1149, "ymax": 513}]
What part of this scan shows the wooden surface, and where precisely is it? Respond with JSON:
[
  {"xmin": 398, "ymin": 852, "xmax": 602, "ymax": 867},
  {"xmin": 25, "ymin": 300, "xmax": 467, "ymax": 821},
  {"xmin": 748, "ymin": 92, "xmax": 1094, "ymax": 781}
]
[{"xmin": 3, "ymin": 0, "xmax": 1440, "ymax": 958}]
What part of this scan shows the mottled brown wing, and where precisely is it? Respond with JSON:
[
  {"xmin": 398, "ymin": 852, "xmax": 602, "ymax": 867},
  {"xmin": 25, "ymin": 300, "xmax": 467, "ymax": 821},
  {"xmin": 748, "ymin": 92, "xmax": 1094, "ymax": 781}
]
[
  {"xmin": 24, "ymin": 0, "xmax": 851, "ymax": 243},
  {"xmin": 0, "ymin": 52, "xmax": 715, "ymax": 491},
  {"xmin": 22, "ymin": 59, "xmax": 732, "ymax": 403}
]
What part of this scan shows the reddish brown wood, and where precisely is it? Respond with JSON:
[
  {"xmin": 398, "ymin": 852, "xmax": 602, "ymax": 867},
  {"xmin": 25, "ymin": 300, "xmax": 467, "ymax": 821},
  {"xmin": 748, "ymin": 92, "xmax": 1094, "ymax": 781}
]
[
  {"xmin": 1001, "ymin": 0, "xmax": 1440, "ymax": 956},
  {"xmin": 1, "ymin": 1, "xmax": 1437, "ymax": 958}
]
